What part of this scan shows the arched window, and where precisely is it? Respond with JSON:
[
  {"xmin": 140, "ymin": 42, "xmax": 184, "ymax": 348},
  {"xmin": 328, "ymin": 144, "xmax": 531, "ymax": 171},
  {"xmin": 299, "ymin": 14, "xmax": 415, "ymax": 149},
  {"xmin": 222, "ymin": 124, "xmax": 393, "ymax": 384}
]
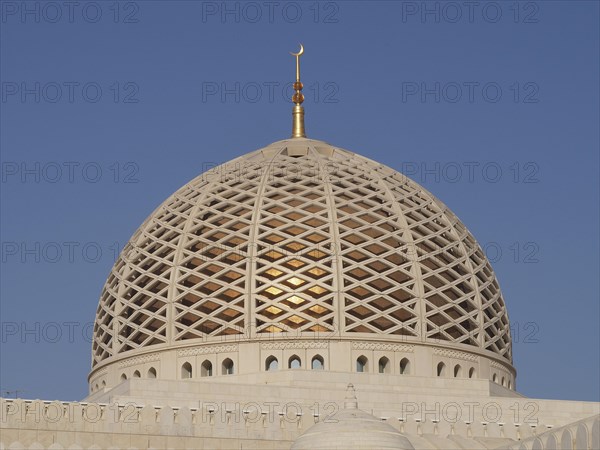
[
  {"xmin": 147, "ymin": 367, "xmax": 157, "ymax": 378},
  {"xmin": 201, "ymin": 360, "xmax": 213, "ymax": 377},
  {"xmin": 133, "ymin": 370, "xmax": 141, "ymax": 378},
  {"xmin": 222, "ymin": 358, "xmax": 234, "ymax": 375},
  {"xmin": 468, "ymin": 367, "xmax": 475, "ymax": 378},
  {"xmin": 265, "ymin": 356, "xmax": 278, "ymax": 371},
  {"xmin": 101, "ymin": 380, "xmax": 106, "ymax": 387},
  {"xmin": 576, "ymin": 423, "xmax": 588, "ymax": 450},
  {"xmin": 399, "ymin": 358, "xmax": 410, "ymax": 375},
  {"xmin": 453, "ymin": 364, "xmax": 462, "ymax": 378},
  {"xmin": 436, "ymin": 362, "xmax": 446, "ymax": 377},
  {"xmin": 289, "ymin": 355, "xmax": 301, "ymax": 369},
  {"xmin": 492, "ymin": 373, "xmax": 498, "ymax": 383},
  {"xmin": 545, "ymin": 435, "xmax": 558, "ymax": 450},
  {"xmin": 94, "ymin": 383, "xmax": 98, "ymax": 391},
  {"xmin": 120, "ymin": 373, "xmax": 127, "ymax": 381},
  {"xmin": 181, "ymin": 362, "xmax": 193, "ymax": 379},
  {"xmin": 311, "ymin": 355, "xmax": 324, "ymax": 370},
  {"xmin": 501, "ymin": 376, "xmax": 506, "ymax": 387},
  {"xmin": 378, "ymin": 357, "xmax": 390, "ymax": 374},
  {"xmin": 560, "ymin": 430, "xmax": 573, "ymax": 450},
  {"xmin": 356, "ymin": 356, "xmax": 368, "ymax": 373},
  {"xmin": 508, "ymin": 380, "xmax": 512, "ymax": 389}
]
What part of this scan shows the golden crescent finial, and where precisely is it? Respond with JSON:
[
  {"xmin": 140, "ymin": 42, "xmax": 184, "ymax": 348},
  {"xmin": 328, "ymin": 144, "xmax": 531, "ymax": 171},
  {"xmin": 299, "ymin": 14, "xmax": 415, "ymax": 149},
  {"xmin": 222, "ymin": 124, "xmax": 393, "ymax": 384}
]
[
  {"xmin": 290, "ymin": 44, "xmax": 304, "ymax": 83},
  {"xmin": 290, "ymin": 44, "xmax": 304, "ymax": 57}
]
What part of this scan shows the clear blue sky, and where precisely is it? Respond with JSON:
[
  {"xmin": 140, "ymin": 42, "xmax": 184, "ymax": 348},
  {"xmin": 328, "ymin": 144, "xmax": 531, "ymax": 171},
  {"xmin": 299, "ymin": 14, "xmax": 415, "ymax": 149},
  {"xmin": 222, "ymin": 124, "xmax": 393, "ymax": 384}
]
[{"xmin": 1, "ymin": 1, "xmax": 598, "ymax": 403}]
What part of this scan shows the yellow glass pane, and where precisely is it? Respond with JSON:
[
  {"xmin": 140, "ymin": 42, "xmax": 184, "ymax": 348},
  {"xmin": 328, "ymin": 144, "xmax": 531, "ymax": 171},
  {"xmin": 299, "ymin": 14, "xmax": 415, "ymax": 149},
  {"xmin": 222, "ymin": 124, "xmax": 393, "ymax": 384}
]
[
  {"xmin": 286, "ymin": 242, "xmax": 306, "ymax": 251},
  {"xmin": 288, "ymin": 315, "xmax": 305, "ymax": 324},
  {"xmin": 265, "ymin": 251, "xmax": 284, "ymax": 260},
  {"xmin": 308, "ymin": 286, "xmax": 327, "ymax": 295},
  {"xmin": 308, "ymin": 267, "xmax": 327, "ymax": 277},
  {"xmin": 265, "ymin": 286, "xmax": 283, "ymax": 296},
  {"xmin": 286, "ymin": 277, "xmax": 305, "ymax": 287},
  {"xmin": 287, "ymin": 295, "xmax": 305, "ymax": 305},
  {"xmin": 307, "ymin": 250, "xmax": 327, "ymax": 259},
  {"xmin": 286, "ymin": 259, "xmax": 305, "ymax": 268},
  {"xmin": 309, "ymin": 305, "xmax": 327, "ymax": 314},
  {"xmin": 265, "ymin": 268, "xmax": 283, "ymax": 277},
  {"xmin": 265, "ymin": 306, "xmax": 282, "ymax": 315}
]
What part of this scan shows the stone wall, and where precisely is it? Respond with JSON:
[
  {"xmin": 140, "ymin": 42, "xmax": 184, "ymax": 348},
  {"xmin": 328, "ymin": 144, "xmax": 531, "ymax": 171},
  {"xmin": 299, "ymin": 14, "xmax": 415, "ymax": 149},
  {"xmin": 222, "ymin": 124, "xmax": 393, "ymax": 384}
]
[{"xmin": 2, "ymin": 395, "xmax": 599, "ymax": 449}]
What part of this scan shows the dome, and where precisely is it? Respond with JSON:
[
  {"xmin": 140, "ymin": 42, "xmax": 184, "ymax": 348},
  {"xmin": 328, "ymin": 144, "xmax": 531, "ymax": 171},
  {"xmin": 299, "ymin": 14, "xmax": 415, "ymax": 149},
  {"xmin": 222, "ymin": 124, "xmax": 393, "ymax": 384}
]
[
  {"xmin": 90, "ymin": 137, "xmax": 513, "ymax": 387},
  {"xmin": 292, "ymin": 384, "xmax": 415, "ymax": 450}
]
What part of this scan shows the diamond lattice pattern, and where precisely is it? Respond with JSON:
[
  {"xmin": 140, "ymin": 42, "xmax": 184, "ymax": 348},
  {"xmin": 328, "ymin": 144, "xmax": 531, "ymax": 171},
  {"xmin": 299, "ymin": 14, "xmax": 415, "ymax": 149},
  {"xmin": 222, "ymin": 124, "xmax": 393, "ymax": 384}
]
[{"xmin": 92, "ymin": 140, "xmax": 512, "ymax": 367}]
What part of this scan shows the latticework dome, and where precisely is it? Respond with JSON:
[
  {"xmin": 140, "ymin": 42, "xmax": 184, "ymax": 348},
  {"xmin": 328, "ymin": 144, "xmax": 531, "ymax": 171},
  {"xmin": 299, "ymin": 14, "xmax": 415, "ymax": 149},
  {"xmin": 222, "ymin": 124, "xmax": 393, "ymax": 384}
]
[{"xmin": 91, "ymin": 138, "xmax": 512, "ymax": 386}]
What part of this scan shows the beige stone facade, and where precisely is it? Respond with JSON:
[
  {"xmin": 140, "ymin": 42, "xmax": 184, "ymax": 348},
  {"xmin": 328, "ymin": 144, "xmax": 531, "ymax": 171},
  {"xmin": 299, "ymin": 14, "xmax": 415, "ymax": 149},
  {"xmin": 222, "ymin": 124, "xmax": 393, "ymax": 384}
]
[
  {"xmin": 1, "ymin": 138, "xmax": 598, "ymax": 449},
  {"xmin": 1, "ymin": 374, "xmax": 598, "ymax": 449}
]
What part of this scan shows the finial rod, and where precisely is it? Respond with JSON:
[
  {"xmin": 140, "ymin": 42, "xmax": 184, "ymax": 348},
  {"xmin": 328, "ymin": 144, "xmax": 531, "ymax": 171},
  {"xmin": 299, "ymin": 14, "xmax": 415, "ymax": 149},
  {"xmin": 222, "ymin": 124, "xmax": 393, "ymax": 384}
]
[{"xmin": 290, "ymin": 44, "xmax": 306, "ymax": 138}]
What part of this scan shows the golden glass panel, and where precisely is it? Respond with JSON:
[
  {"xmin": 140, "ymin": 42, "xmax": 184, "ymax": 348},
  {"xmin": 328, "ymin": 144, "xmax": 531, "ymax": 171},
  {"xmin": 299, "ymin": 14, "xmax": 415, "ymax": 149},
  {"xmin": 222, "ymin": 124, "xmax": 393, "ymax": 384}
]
[
  {"xmin": 264, "ymin": 268, "xmax": 283, "ymax": 278},
  {"xmin": 285, "ymin": 259, "xmax": 305, "ymax": 268},
  {"xmin": 287, "ymin": 315, "xmax": 305, "ymax": 324},
  {"xmin": 307, "ymin": 249, "xmax": 327, "ymax": 259},
  {"xmin": 308, "ymin": 286, "xmax": 327, "ymax": 295},
  {"xmin": 287, "ymin": 295, "xmax": 305, "ymax": 305},
  {"xmin": 265, "ymin": 286, "xmax": 283, "ymax": 296},
  {"xmin": 286, "ymin": 277, "xmax": 305, "ymax": 287},
  {"xmin": 307, "ymin": 267, "xmax": 327, "ymax": 277},
  {"xmin": 309, "ymin": 305, "xmax": 327, "ymax": 314},
  {"xmin": 266, "ymin": 306, "xmax": 283, "ymax": 315}
]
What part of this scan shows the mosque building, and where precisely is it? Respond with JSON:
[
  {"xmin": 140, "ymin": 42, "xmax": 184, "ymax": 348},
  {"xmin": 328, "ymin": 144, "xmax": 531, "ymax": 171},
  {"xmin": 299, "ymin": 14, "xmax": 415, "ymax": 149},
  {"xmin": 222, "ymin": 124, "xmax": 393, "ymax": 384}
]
[{"xmin": 1, "ymin": 47, "xmax": 598, "ymax": 450}]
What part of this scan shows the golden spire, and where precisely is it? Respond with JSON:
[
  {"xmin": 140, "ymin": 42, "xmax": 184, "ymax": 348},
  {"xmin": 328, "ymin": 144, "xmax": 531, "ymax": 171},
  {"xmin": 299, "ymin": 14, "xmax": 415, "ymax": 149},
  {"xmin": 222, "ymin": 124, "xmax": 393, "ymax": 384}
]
[{"xmin": 290, "ymin": 44, "xmax": 306, "ymax": 138}]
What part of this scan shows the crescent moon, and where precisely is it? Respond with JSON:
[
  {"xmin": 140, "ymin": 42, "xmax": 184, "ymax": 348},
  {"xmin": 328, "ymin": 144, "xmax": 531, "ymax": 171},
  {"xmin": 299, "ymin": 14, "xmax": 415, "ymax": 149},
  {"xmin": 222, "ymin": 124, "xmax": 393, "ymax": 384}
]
[{"xmin": 290, "ymin": 44, "xmax": 304, "ymax": 56}]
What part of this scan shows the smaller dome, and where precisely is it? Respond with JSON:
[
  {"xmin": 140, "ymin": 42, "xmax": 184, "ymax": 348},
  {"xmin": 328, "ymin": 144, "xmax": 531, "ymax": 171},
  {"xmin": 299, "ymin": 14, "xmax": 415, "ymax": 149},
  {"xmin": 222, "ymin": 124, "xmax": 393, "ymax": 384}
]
[{"xmin": 292, "ymin": 384, "xmax": 414, "ymax": 450}]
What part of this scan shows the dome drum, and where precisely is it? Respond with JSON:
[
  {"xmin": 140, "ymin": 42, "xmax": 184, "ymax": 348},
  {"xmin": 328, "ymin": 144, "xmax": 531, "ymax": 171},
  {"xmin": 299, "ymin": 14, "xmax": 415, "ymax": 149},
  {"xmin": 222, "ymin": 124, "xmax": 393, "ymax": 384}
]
[{"xmin": 88, "ymin": 339, "xmax": 515, "ymax": 396}]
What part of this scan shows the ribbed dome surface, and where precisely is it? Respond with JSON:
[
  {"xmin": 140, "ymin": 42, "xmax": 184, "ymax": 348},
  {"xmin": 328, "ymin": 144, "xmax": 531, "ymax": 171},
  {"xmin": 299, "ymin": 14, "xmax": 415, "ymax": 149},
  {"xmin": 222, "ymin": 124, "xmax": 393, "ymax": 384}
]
[{"xmin": 92, "ymin": 138, "xmax": 511, "ymax": 368}]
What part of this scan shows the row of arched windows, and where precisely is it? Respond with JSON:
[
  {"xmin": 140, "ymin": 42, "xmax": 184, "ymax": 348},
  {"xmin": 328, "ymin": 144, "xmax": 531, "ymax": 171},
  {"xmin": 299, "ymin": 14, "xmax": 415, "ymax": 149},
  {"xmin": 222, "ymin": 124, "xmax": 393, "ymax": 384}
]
[
  {"xmin": 119, "ymin": 361, "xmax": 236, "ymax": 382},
  {"xmin": 355, "ymin": 356, "xmax": 411, "ymax": 374},
  {"xmin": 119, "ymin": 367, "xmax": 157, "ymax": 383},
  {"xmin": 492, "ymin": 372, "xmax": 512, "ymax": 389},
  {"xmin": 264, "ymin": 355, "xmax": 413, "ymax": 374},
  {"xmin": 181, "ymin": 359, "xmax": 234, "ymax": 379},
  {"xmin": 113, "ymin": 359, "xmax": 493, "ymax": 383},
  {"xmin": 436, "ymin": 362, "xmax": 476, "ymax": 378},
  {"xmin": 265, "ymin": 355, "xmax": 324, "ymax": 371},
  {"xmin": 91, "ymin": 380, "xmax": 107, "ymax": 392}
]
